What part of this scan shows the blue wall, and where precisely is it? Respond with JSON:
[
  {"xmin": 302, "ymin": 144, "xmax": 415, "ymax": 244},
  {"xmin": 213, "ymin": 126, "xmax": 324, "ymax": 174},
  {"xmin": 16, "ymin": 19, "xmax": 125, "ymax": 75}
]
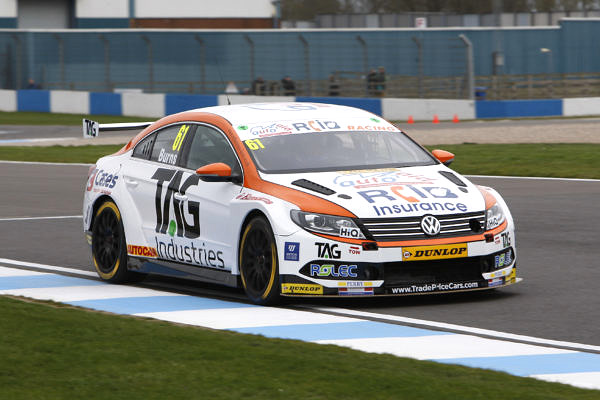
[{"xmin": 1, "ymin": 19, "xmax": 599, "ymax": 93}]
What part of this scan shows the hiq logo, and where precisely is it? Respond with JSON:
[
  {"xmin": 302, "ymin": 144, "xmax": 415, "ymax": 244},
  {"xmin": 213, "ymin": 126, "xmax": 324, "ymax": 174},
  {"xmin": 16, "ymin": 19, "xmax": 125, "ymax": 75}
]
[
  {"xmin": 340, "ymin": 227, "xmax": 362, "ymax": 239},
  {"xmin": 310, "ymin": 264, "xmax": 358, "ymax": 278},
  {"xmin": 284, "ymin": 242, "xmax": 300, "ymax": 261}
]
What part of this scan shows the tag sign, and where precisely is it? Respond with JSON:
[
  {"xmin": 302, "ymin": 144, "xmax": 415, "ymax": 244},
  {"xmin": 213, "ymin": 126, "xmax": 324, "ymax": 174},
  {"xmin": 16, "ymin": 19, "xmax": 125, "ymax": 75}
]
[
  {"xmin": 415, "ymin": 17, "xmax": 427, "ymax": 29},
  {"xmin": 82, "ymin": 119, "xmax": 99, "ymax": 138}
]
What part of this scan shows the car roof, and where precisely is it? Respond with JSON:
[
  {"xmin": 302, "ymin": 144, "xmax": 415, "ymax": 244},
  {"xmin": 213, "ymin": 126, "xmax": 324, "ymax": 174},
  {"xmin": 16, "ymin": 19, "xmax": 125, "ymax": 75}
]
[{"xmin": 186, "ymin": 102, "xmax": 375, "ymax": 126}]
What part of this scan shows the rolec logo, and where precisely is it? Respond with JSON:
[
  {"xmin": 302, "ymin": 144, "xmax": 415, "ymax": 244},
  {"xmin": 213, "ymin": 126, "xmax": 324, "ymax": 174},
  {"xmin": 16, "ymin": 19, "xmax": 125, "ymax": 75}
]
[
  {"xmin": 151, "ymin": 168, "xmax": 200, "ymax": 239},
  {"xmin": 310, "ymin": 264, "xmax": 358, "ymax": 278}
]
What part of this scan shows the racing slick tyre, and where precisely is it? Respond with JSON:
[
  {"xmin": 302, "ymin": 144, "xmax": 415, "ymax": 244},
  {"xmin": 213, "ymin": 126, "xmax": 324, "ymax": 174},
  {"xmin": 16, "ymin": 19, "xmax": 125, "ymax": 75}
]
[
  {"xmin": 239, "ymin": 216, "xmax": 281, "ymax": 305},
  {"xmin": 92, "ymin": 200, "xmax": 144, "ymax": 283}
]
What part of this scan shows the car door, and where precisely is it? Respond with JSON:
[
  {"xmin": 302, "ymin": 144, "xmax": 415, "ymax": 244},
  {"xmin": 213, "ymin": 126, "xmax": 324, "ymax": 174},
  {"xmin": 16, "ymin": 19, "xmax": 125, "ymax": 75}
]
[
  {"xmin": 121, "ymin": 123, "xmax": 196, "ymax": 257},
  {"xmin": 175, "ymin": 123, "xmax": 244, "ymax": 272}
]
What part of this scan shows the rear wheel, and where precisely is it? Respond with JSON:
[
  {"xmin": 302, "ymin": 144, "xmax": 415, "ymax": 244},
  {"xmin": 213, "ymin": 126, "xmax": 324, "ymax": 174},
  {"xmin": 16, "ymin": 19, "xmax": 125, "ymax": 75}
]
[
  {"xmin": 92, "ymin": 200, "xmax": 140, "ymax": 282},
  {"xmin": 239, "ymin": 216, "xmax": 280, "ymax": 305}
]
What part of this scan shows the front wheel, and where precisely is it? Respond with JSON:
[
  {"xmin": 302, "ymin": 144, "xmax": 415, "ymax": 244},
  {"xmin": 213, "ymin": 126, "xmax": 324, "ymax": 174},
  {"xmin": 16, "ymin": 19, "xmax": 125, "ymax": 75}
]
[
  {"xmin": 91, "ymin": 200, "xmax": 140, "ymax": 283},
  {"xmin": 239, "ymin": 216, "xmax": 280, "ymax": 305}
]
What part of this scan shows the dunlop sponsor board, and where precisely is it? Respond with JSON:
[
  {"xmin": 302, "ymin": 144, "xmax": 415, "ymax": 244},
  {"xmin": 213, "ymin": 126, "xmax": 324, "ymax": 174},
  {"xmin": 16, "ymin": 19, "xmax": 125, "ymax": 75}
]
[
  {"xmin": 402, "ymin": 244, "xmax": 467, "ymax": 261},
  {"xmin": 281, "ymin": 283, "xmax": 323, "ymax": 295}
]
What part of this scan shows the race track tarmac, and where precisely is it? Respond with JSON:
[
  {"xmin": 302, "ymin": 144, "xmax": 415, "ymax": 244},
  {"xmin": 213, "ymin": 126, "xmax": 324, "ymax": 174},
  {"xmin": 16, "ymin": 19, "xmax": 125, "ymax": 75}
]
[{"xmin": 1, "ymin": 161, "xmax": 598, "ymax": 346}]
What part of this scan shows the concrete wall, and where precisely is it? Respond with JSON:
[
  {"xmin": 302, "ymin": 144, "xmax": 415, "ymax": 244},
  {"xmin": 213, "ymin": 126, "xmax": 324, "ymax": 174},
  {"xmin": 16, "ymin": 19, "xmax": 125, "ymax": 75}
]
[
  {"xmin": 0, "ymin": 89, "xmax": 17, "ymax": 112},
  {"xmin": 382, "ymin": 99, "xmax": 475, "ymax": 121},
  {"xmin": 562, "ymin": 97, "xmax": 600, "ymax": 116},
  {"xmin": 2, "ymin": 89, "xmax": 598, "ymax": 120},
  {"xmin": 135, "ymin": 0, "xmax": 274, "ymax": 18}
]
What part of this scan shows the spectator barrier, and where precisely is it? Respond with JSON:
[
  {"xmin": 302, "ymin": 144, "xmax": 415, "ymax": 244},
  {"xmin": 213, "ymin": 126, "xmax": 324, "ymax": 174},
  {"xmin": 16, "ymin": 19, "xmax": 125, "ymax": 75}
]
[{"xmin": 1, "ymin": 89, "xmax": 599, "ymax": 120}]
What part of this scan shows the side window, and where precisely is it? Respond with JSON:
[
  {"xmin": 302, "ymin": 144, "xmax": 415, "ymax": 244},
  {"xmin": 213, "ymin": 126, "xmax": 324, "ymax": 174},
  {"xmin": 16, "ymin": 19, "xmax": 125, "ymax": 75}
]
[
  {"xmin": 132, "ymin": 133, "xmax": 156, "ymax": 160},
  {"xmin": 184, "ymin": 125, "xmax": 241, "ymax": 176},
  {"xmin": 150, "ymin": 124, "xmax": 192, "ymax": 166}
]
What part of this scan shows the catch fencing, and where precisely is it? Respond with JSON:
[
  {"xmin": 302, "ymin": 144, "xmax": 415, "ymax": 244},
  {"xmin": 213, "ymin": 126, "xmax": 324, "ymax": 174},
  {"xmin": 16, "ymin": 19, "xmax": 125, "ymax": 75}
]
[{"xmin": 1, "ymin": 19, "xmax": 600, "ymax": 99}]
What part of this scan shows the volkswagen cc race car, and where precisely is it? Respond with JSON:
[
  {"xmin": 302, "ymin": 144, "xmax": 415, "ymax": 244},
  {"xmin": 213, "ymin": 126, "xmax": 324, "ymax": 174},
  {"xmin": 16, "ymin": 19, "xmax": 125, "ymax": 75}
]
[{"xmin": 83, "ymin": 102, "xmax": 520, "ymax": 305}]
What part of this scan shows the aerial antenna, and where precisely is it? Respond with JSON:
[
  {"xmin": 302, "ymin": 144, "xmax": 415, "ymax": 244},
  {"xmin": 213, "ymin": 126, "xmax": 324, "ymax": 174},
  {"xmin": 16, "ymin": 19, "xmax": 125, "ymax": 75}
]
[{"xmin": 214, "ymin": 52, "xmax": 231, "ymax": 106}]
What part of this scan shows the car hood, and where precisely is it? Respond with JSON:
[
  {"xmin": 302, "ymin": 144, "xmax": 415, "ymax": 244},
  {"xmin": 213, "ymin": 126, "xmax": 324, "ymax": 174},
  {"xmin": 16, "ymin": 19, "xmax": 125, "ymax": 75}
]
[{"xmin": 260, "ymin": 165, "xmax": 486, "ymax": 218}]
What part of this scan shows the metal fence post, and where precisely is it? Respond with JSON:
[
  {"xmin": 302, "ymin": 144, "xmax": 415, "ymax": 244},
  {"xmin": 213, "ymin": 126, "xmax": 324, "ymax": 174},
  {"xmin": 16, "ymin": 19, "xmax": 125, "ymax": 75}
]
[
  {"xmin": 141, "ymin": 35, "xmax": 153, "ymax": 92},
  {"xmin": 458, "ymin": 34, "xmax": 474, "ymax": 100},
  {"xmin": 52, "ymin": 33, "xmax": 65, "ymax": 89},
  {"xmin": 10, "ymin": 34, "xmax": 21, "ymax": 89},
  {"xmin": 194, "ymin": 35, "xmax": 206, "ymax": 93},
  {"xmin": 98, "ymin": 34, "xmax": 111, "ymax": 91},
  {"xmin": 412, "ymin": 36, "xmax": 424, "ymax": 98},
  {"xmin": 244, "ymin": 35, "xmax": 255, "ymax": 88},
  {"xmin": 356, "ymin": 35, "xmax": 368, "ymax": 96},
  {"xmin": 298, "ymin": 35, "xmax": 311, "ymax": 96}
]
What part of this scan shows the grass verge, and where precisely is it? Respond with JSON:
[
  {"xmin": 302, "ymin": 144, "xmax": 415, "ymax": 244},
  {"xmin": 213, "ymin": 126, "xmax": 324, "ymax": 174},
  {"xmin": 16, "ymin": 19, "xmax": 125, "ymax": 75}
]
[
  {"xmin": 1, "ymin": 296, "xmax": 597, "ymax": 400},
  {"xmin": 424, "ymin": 143, "xmax": 599, "ymax": 179},
  {"xmin": 0, "ymin": 143, "xmax": 598, "ymax": 179},
  {"xmin": 0, "ymin": 111, "xmax": 148, "ymax": 125}
]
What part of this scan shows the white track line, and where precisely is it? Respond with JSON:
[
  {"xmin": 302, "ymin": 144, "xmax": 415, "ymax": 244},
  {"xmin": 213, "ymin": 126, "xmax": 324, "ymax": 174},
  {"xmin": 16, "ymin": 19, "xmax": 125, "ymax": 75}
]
[
  {"xmin": 0, "ymin": 258, "xmax": 97, "ymax": 278},
  {"xmin": 313, "ymin": 307, "xmax": 600, "ymax": 353},
  {"xmin": 466, "ymin": 174, "xmax": 600, "ymax": 182},
  {"xmin": 0, "ymin": 160, "xmax": 92, "ymax": 166},
  {"xmin": 0, "ymin": 215, "xmax": 83, "ymax": 222}
]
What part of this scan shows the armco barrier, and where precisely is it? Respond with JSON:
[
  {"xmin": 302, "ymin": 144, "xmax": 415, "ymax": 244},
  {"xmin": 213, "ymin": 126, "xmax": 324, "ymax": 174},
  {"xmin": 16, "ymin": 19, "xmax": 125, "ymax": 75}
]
[{"xmin": 3, "ymin": 89, "xmax": 599, "ymax": 120}]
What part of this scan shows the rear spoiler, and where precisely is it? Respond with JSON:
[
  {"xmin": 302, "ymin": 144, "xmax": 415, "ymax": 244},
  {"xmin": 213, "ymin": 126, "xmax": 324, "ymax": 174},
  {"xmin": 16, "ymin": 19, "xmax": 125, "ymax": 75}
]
[{"xmin": 82, "ymin": 119, "xmax": 154, "ymax": 138}]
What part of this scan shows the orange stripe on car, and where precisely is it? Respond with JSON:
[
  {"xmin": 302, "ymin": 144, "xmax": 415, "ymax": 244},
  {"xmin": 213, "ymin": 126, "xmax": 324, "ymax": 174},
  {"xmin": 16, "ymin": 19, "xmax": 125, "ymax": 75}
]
[{"xmin": 112, "ymin": 111, "xmax": 356, "ymax": 218}]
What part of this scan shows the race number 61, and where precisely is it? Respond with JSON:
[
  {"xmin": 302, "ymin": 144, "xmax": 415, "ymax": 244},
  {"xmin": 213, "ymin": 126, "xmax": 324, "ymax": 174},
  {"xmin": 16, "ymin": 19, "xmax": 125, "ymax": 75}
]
[{"xmin": 172, "ymin": 125, "xmax": 190, "ymax": 151}]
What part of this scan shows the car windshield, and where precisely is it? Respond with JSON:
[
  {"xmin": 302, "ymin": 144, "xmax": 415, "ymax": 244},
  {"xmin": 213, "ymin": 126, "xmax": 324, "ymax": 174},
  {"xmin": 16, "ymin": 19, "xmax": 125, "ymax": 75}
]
[{"xmin": 245, "ymin": 130, "xmax": 437, "ymax": 173}]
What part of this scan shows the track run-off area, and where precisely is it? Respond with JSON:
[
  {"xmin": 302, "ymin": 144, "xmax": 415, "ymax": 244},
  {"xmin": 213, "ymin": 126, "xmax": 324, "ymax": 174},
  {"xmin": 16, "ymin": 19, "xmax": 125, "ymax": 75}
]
[{"xmin": 1, "ymin": 118, "xmax": 599, "ymax": 390}]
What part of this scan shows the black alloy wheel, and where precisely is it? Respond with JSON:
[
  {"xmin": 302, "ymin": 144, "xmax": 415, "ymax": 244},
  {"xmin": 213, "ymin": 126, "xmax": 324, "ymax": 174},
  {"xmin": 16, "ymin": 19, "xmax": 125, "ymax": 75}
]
[
  {"xmin": 92, "ymin": 201, "xmax": 136, "ymax": 282},
  {"xmin": 239, "ymin": 216, "xmax": 280, "ymax": 305}
]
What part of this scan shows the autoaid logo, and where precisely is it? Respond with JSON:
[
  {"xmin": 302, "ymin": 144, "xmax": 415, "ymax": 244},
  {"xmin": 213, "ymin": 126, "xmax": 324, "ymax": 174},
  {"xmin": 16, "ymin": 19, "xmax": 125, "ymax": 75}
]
[
  {"xmin": 281, "ymin": 283, "xmax": 323, "ymax": 295},
  {"xmin": 357, "ymin": 185, "xmax": 468, "ymax": 216},
  {"xmin": 420, "ymin": 215, "xmax": 441, "ymax": 236},
  {"xmin": 333, "ymin": 170, "xmax": 433, "ymax": 189},
  {"xmin": 402, "ymin": 244, "xmax": 468, "ymax": 261},
  {"xmin": 310, "ymin": 264, "xmax": 358, "ymax": 278},
  {"xmin": 151, "ymin": 168, "xmax": 200, "ymax": 239},
  {"xmin": 315, "ymin": 242, "xmax": 341, "ymax": 259},
  {"xmin": 250, "ymin": 123, "xmax": 293, "ymax": 137}
]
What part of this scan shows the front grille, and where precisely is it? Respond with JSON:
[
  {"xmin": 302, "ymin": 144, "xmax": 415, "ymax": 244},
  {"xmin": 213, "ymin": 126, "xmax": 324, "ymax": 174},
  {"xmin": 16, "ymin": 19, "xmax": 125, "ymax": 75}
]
[
  {"xmin": 384, "ymin": 257, "xmax": 484, "ymax": 286},
  {"xmin": 383, "ymin": 248, "xmax": 514, "ymax": 286},
  {"xmin": 359, "ymin": 211, "xmax": 485, "ymax": 241}
]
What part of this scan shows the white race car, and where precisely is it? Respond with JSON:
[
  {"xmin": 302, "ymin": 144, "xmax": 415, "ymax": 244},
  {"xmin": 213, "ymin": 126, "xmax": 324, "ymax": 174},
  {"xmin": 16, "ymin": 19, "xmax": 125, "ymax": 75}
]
[{"xmin": 83, "ymin": 102, "xmax": 519, "ymax": 304}]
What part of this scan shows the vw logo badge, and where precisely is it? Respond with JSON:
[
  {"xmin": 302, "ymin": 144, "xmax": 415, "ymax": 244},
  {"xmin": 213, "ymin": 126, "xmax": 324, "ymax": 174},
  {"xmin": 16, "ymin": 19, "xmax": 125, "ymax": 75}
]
[{"xmin": 420, "ymin": 215, "xmax": 441, "ymax": 236}]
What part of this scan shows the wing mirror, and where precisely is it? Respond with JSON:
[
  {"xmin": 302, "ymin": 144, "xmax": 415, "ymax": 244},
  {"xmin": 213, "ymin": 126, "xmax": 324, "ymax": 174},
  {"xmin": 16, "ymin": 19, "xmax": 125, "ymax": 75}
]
[
  {"xmin": 431, "ymin": 149, "xmax": 455, "ymax": 166},
  {"xmin": 195, "ymin": 163, "xmax": 241, "ymax": 183}
]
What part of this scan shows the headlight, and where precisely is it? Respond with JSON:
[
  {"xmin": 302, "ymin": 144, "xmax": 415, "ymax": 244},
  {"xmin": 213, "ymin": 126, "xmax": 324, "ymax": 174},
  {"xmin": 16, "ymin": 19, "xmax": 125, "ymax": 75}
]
[
  {"xmin": 486, "ymin": 203, "xmax": 506, "ymax": 230},
  {"xmin": 290, "ymin": 210, "xmax": 365, "ymax": 239}
]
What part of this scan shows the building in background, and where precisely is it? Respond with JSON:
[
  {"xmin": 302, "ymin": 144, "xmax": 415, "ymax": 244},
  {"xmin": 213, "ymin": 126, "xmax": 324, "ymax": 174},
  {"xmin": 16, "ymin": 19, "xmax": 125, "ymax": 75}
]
[{"xmin": 0, "ymin": 0, "xmax": 277, "ymax": 29}]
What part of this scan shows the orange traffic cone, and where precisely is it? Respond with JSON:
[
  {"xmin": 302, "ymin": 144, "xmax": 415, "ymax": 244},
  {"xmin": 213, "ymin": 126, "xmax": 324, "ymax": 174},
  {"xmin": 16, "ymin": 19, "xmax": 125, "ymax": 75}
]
[
  {"xmin": 432, "ymin": 114, "xmax": 440, "ymax": 124},
  {"xmin": 452, "ymin": 114, "xmax": 460, "ymax": 123},
  {"xmin": 407, "ymin": 115, "xmax": 414, "ymax": 124}
]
